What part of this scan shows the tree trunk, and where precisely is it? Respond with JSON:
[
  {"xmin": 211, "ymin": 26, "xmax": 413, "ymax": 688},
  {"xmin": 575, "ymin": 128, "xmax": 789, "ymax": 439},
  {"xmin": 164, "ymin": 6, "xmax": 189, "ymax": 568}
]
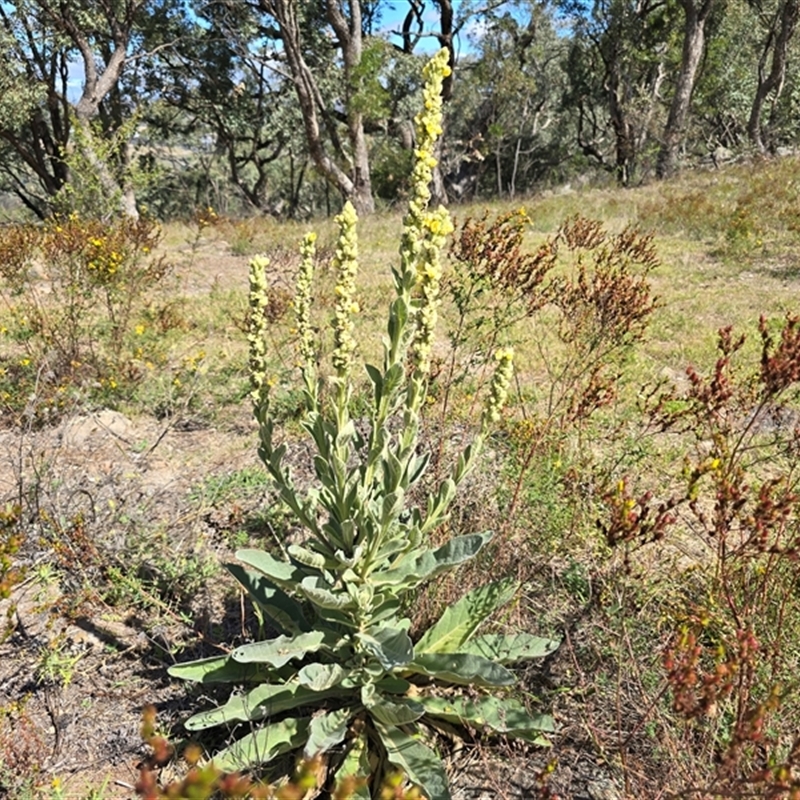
[
  {"xmin": 747, "ymin": 0, "xmax": 800, "ymax": 152},
  {"xmin": 262, "ymin": 0, "xmax": 375, "ymax": 214},
  {"xmin": 68, "ymin": 11, "xmax": 139, "ymax": 217},
  {"xmin": 656, "ymin": 0, "xmax": 714, "ymax": 178}
]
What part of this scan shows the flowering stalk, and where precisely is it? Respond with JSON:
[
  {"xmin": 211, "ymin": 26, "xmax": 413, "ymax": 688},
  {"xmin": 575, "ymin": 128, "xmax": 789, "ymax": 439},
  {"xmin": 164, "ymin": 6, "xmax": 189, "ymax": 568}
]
[
  {"xmin": 398, "ymin": 48, "xmax": 451, "ymax": 294},
  {"xmin": 296, "ymin": 232, "xmax": 317, "ymax": 403},
  {"xmin": 482, "ymin": 347, "xmax": 515, "ymax": 432},
  {"xmin": 331, "ymin": 202, "xmax": 359, "ymax": 384},
  {"xmin": 411, "ymin": 207, "xmax": 454, "ymax": 377},
  {"xmin": 248, "ymin": 255, "xmax": 271, "ymax": 408}
]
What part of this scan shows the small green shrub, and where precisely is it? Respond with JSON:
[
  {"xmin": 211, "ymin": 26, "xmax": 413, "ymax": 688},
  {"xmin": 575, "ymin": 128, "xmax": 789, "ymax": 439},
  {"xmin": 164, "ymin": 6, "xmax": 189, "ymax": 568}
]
[
  {"xmin": 0, "ymin": 213, "xmax": 172, "ymax": 423},
  {"xmin": 169, "ymin": 49, "xmax": 558, "ymax": 800}
]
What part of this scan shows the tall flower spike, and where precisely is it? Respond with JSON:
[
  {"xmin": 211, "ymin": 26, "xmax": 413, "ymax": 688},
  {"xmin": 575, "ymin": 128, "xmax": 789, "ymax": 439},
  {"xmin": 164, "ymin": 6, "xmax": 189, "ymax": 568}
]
[
  {"xmin": 412, "ymin": 207, "xmax": 454, "ymax": 375},
  {"xmin": 399, "ymin": 47, "xmax": 451, "ymax": 284},
  {"xmin": 483, "ymin": 347, "xmax": 514, "ymax": 429},
  {"xmin": 248, "ymin": 255, "xmax": 271, "ymax": 407},
  {"xmin": 331, "ymin": 202, "xmax": 359, "ymax": 379},
  {"xmin": 296, "ymin": 232, "xmax": 317, "ymax": 376}
]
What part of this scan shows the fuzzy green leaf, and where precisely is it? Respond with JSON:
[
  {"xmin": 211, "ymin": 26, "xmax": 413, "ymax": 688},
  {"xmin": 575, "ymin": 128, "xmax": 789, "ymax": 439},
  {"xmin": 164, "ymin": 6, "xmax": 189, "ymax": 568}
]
[
  {"xmin": 460, "ymin": 633, "xmax": 560, "ymax": 664},
  {"xmin": 375, "ymin": 722, "xmax": 451, "ymax": 800},
  {"xmin": 232, "ymin": 631, "xmax": 327, "ymax": 667},
  {"xmin": 409, "ymin": 652, "xmax": 516, "ymax": 687},
  {"xmin": 415, "ymin": 578, "xmax": 518, "ymax": 655},
  {"xmin": 299, "ymin": 576, "xmax": 356, "ymax": 609},
  {"xmin": 298, "ymin": 662, "xmax": 347, "ymax": 691},
  {"xmin": 288, "ymin": 543, "xmax": 337, "ymax": 571},
  {"xmin": 357, "ymin": 626, "xmax": 414, "ymax": 670},
  {"xmin": 212, "ymin": 717, "xmax": 309, "ymax": 772},
  {"xmin": 304, "ymin": 707, "xmax": 354, "ymax": 758},
  {"xmin": 167, "ymin": 655, "xmax": 269, "ymax": 684},
  {"xmin": 185, "ymin": 682, "xmax": 344, "ymax": 730},
  {"xmin": 418, "ymin": 694, "xmax": 555, "ymax": 737},
  {"xmin": 373, "ymin": 532, "xmax": 492, "ymax": 588},
  {"xmin": 235, "ymin": 549, "xmax": 307, "ymax": 592},
  {"xmin": 365, "ymin": 691, "xmax": 425, "ymax": 726},
  {"xmin": 224, "ymin": 563, "xmax": 310, "ymax": 634}
]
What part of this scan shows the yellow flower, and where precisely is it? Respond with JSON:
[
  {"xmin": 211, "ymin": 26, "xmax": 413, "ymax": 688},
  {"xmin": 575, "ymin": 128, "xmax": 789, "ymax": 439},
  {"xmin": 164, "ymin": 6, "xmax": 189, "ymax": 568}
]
[
  {"xmin": 331, "ymin": 202, "xmax": 359, "ymax": 378},
  {"xmin": 135, "ymin": 324, "xmax": 145, "ymax": 335}
]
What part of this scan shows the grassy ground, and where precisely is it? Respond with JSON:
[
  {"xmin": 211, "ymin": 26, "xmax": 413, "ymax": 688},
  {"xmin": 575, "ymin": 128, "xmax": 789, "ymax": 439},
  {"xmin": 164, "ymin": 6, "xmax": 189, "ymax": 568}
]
[{"xmin": 3, "ymin": 156, "xmax": 800, "ymax": 799}]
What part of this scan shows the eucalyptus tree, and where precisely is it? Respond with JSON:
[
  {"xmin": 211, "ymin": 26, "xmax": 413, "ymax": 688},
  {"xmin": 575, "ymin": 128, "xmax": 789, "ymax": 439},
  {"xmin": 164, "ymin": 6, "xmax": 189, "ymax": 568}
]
[
  {"xmin": 256, "ymin": 0, "xmax": 378, "ymax": 214},
  {"xmin": 656, "ymin": 0, "xmax": 717, "ymax": 176},
  {"xmin": 747, "ymin": 0, "xmax": 800, "ymax": 151},
  {"xmin": 146, "ymin": 0, "xmax": 308, "ymax": 216},
  {"xmin": 443, "ymin": 1, "xmax": 569, "ymax": 198},
  {"xmin": 562, "ymin": 0, "xmax": 677, "ymax": 185},
  {"xmin": 0, "ymin": 0, "xmax": 169, "ymax": 218}
]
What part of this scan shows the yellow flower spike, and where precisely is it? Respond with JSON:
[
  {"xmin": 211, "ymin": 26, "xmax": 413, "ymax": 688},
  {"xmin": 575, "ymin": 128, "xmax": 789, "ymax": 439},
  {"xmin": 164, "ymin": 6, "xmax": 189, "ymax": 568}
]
[
  {"xmin": 331, "ymin": 202, "xmax": 359, "ymax": 379},
  {"xmin": 295, "ymin": 232, "xmax": 317, "ymax": 375},
  {"xmin": 248, "ymin": 254, "xmax": 271, "ymax": 405},
  {"xmin": 483, "ymin": 347, "xmax": 515, "ymax": 427},
  {"xmin": 399, "ymin": 48, "xmax": 451, "ymax": 288}
]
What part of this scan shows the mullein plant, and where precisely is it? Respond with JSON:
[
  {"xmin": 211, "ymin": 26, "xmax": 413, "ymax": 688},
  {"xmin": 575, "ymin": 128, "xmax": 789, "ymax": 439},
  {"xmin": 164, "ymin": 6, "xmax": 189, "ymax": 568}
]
[{"xmin": 170, "ymin": 49, "xmax": 557, "ymax": 800}]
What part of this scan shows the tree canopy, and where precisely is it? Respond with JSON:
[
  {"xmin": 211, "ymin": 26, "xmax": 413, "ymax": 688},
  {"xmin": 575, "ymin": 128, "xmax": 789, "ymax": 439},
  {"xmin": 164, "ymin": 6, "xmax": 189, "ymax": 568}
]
[{"xmin": 2, "ymin": 0, "xmax": 799, "ymax": 219}]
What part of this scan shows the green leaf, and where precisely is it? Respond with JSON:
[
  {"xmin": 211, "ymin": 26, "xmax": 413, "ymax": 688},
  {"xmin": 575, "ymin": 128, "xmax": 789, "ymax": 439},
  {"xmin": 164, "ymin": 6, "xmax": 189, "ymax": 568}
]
[
  {"xmin": 236, "ymin": 549, "xmax": 307, "ymax": 592},
  {"xmin": 232, "ymin": 631, "xmax": 327, "ymax": 667},
  {"xmin": 304, "ymin": 707, "xmax": 354, "ymax": 758},
  {"xmin": 365, "ymin": 692, "xmax": 425, "ymax": 726},
  {"xmin": 460, "ymin": 633, "xmax": 560, "ymax": 664},
  {"xmin": 365, "ymin": 363, "xmax": 383, "ymax": 394},
  {"xmin": 409, "ymin": 652, "xmax": 516, "ymax": 687},
  {"xmin": 373, "ymin": 533, "xmax": 492, "ymax": 588},
  {"xmin": 212, "ymin": 717, "xmax": 309, "ymax": 772},
  {"xmin": 167, "ymin": 655, "xmax": 270, "ymax": 684},
  {"xmin": 375, "ymin": 722, "xmax": 451, "ymax": 800},
  {"xmin": 415, "ymin": 578, "xmax": 518, "ymax": 654},
  {"xmin": 418, "ymin": 694, "xmax": 555, "ymax": 737},
  {"xmin": 375, "ymin": 675, "xmax": 412, "ymax": 694},
  {"xmin": 299, "ymin": 576, "xmax": 356, "ymax": 609},
  {"xmin": 298, "ymin": 662, "xmax": 347, "ymax": 691},
  {"xmin": 185, "ymin": 681, "xmax": 347, "ymax": 731},
  {"xmin": 357, "ymin": 626, "xmax": 414, "ymax": 670},
  {"xmin": 224, "ymin": 563, "xmax": 310, "ymax": 634},
  {"xmin": 335, "ymin": 731, "xmax": 371, "ymax": 799},
  {"xmin": 288, "ymin": 543, "xmax": 334, "ymax": 571}
]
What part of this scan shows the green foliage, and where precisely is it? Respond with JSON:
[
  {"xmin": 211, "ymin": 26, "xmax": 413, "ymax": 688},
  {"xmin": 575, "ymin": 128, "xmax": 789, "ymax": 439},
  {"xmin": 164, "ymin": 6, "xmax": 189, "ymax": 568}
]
[{"xmin": 170, "ymin": 50, "xmax": 557, "ymax": 800}]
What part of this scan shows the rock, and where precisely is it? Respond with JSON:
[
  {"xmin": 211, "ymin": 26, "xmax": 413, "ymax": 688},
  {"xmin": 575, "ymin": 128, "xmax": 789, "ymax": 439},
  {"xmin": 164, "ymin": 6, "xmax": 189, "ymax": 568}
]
[{"xmin": 62, "ymin": 409, "xmax": 133, "ymax": 447}]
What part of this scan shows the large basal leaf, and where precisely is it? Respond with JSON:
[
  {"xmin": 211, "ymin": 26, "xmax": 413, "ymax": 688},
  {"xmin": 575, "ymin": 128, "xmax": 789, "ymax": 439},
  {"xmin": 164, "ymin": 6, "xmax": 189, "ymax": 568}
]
[
  {"xmin": 235, "ymin": 549, "xmax": 307, "ymax": 592},
  {"xmin": 297, "ymin": 662, "xmax": 347, "ymax": 691},
  {"xmin": 418, "ymin": 694, "xmax": 555, "ymax": 738},
  {"xmin": 357, "ymin": 626, "xmax": 414, "ymax": 670},
  {"xmin": 185, "ymin": 682, "xmax": 347, "ymax": 731},
  {"xmin": 459, "ymin": 632, "xmax": 560, "ymax": 664},
  {"xmin": 232, "ymin": 631, "xmax": 328, "ymax": 667},
  {"xmin": 224, "ymin": 563, "xmax": 310, "ymax": 635},
  {"xmin": 304, "ymin": 706, "xmax": 354, "ymax": 757},
  {"xmin": 212, "ymin": 716, "xmax": 309, "ymax": 772},
  {"xmin": 409, "ymin": 652, "xmax": 516, "ymax": 687},
  {"xmin": 414, "ymin": 578, "xmax": 518, "ymax": 655},
  {"xmin": 375, "ymin": 722, "xmax": 451, "ymax": 800},
  {"xmin": 372, "ymin": 532, "xmax": 492, "ymax": 589},
  {"xmin": 167, "ymin": 655, "xmax": 269, "ymax": 684}
]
